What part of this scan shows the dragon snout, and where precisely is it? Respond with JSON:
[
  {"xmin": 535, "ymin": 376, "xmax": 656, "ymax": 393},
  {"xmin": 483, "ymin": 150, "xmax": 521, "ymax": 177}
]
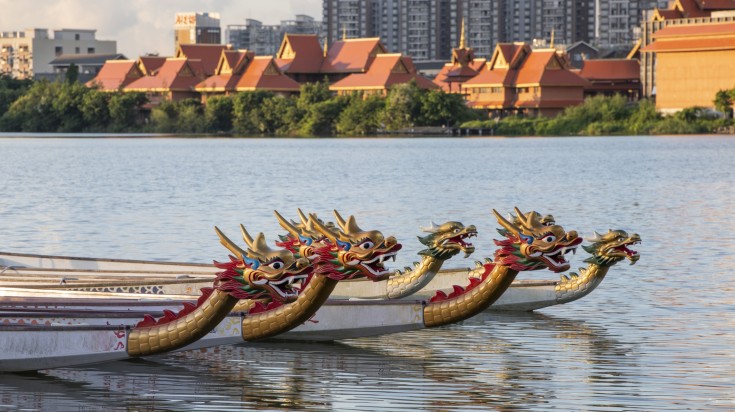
[
  {"xmin": 384, "ymin": 236, "xmax": 398, "ymax": 248},
  {"xmin": 565, "ymin": 231, "xmax": 579, "ymax": 242}
]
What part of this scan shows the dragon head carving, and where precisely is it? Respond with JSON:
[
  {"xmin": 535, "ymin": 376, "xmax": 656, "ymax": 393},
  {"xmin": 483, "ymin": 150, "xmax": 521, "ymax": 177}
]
[
  {"xmin": 417, "ymin": 221, "xmax": 477, "ymax": 260},
  {"xmin": 213, "ymin": 225, "xmax": 312, "ymax": 302},
  {"xmin": 583, "ymin": 230, "xmax": 641, "ymax": 266},
  {"xmin": 493, "ymin": 207, "xmax": 583, "ymax": 273},
  {"xmin": 275, "ymin": 209, "xmax": 335, "ymax": 258},
  {"xmin": 305, "ymin": 210, "xmax": 403, "ymax": 281}
]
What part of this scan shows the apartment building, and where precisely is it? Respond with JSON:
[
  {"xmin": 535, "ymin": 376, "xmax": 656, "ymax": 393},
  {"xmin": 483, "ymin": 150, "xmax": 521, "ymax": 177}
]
[
  {"xmin": 174, "ymin": 12, "xmax": 221, "ymax": 51},
  {"xmin": 0, "ymin": 28, "xmax": 116, "ymax": 79},
  {"xmin": 227, "ymin": 15, "xmax": 322, "ymax": 56}
]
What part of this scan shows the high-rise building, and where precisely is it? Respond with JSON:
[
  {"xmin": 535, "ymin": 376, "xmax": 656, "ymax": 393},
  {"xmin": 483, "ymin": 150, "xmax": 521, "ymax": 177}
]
[
  {"xmin": 322, "ymin": 0, "xmax": 660, "ymax": 62},
  {"xmin": 0, "ymin": 28, "xmax": 116, "ymax": 79},
  {"xmin": 174, "ymin": 12, "xmax": 221, "ymax": 51},
  {"xmin": 227, "ymin": 15, "xmax": 322, "ymax": 56}
]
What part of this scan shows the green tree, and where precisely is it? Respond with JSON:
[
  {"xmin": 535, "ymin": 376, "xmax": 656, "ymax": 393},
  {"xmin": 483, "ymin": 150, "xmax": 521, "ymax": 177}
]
[
  {"xmin": 714, "ymin": 88, "xmax": 734, "ymax": 118},
  {"xmin": 232, "ymin": 90, "xmax": 274, "ymax": 135},
  {"xmin": 204, "ymin": 95, "xmax": 234, "ymax": 133},
  {"xmin": 418, "ymin": 90, "xmax": 475, "ymax": 127},
  {"xmin": 108, "ymin": 92, "xmax": 147, "ymax": 132},
  {"xmin": 337, "ymin": 94, "xmax": 385, "ymax": 136},
  {"xmin": 299, "ymin": 97, "xmax": 349, "ymax": 136},
  {"xmin": 297, "ymin": 79, "xmax": 332, "ymax": 110},
  {"xmin": 81, "ymin": 89, "xmax": 112, "ymax": 131},
  {"xmin": 52, "ymin": 81, "xmax": 89, "ymax": 132},
  {"xmin": 380, "ymin": 81, "xmax": 425, "ymax": 130},
  {"xmin": 65, "ymin": 63, "xmax": 79, "ymax": 84},
  {"xmin": 1, "ymin": 80, "xmax": 61, "ymax": 132}
]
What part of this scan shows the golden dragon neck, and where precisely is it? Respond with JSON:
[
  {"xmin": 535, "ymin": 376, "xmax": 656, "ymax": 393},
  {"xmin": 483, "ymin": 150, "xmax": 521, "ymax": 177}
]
[
  {"xmin": 127, "ymin": 289, "xmax": 238, "ymax": 357},
  {"xmin": 241, "ymin": 275, "xmax": 337, "ymax": 341},
  {"xmin": 423, "ymin": 264, "xmax": 518, "ymax": 328},
  {"xmin": 386, "ymin": 256, "xmax": 445, "ymax": 299},
  {"xmin": 554, "ymin": 263, "xmax": 610, "ymax": 304}
]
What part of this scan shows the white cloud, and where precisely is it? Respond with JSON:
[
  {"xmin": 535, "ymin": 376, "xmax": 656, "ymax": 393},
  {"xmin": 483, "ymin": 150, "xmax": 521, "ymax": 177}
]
[{"xmin": 0, "ymin": 0, "xmax": 322, "ymax": 57}]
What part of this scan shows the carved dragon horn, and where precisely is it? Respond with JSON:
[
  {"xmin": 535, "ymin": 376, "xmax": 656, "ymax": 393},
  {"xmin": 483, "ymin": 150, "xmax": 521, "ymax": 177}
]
[
  {"xmin": 274, "ymin": 210, "xmax": 301, "ymax": 238},
  {"xmin": 513, "ymin": 207, "xmax": 533, "ymax": 230},
  {"xmin": 333, "ymin": 210, "xmax": 348, "ymax": 231},
  {"xmin": 310, "ymin": 213, "xmax": 339, "ymax": 243},
  {"xmin": 250, "ymin": 231, "xmax": 272, "ymax": 255},
  {"xmin": 240, "ymin": 224, "xmax": 255, "ymax": 249},
  {"xmin": 297, "ymin": 208, "xmax": 309, "ymax": 226},
  {"xmin": 420, "ymin": 221, "xmax": 440, "ymax": 233},
  {"xmin": 588, "ymin": 231, "xmax": 605, "ymax": 242},
  {"xmin": 493, "ymin": 209, "xmax": 521, "ymax": 235},
  {"xmin": 214, "ymin": 226, "xmax": 247, "ymax": 259},
  {"xmin": 344, "ymin": 215, "xmax": 363, "ymax": 234}
]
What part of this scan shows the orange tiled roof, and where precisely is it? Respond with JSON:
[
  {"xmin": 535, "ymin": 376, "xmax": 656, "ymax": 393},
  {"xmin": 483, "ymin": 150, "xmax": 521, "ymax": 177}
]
[
  {"xmin": 330, "ymin": 54, "xmax": 437, "ymax": 91},
  {"xmin": 86, "ymin": 60, "xmax": 142, "ymax": 90},
  {"xmin": 579, "ymin": 59, "xmax": 640, "ymax": 81},
  {"xmin": 276, "ymin": 34, "xmax": 325, "ymax": 74},
  {"xmin": 652, "ymin": 21, "xmax": 735, "ymax": 37},
  {"xmin": 235, "ymin": 57, "xmax": 301, "ymax": 91},
  {"xmin": 196, "ymin": 54, "xmax": 301, "ymax": 92},
  {"xmin": 126, "ymin": 58, "xmax": 203, "ymax": 92},
  {"xmin": 176, "ymin": 44, "xmax": 231, "ymax": 76},
  {"xmin": 138, "ymin": 56, "xmax": 167, "ymax": 76},
  {"xmin": 643, "ymin": 22, "xmax": 735, "ymax": 52},
  {"xmin": 321, "ymin": 38, "xmax": 387, "ymax": 73}
]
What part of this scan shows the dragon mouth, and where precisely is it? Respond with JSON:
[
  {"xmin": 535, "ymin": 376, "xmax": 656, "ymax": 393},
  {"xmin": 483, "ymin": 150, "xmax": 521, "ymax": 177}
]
[
  {"xmin": 441, "ymin": 231, "xmax": 478, "ymax": 257},
  {"xmin": 613, "ymin": 240, "xmax": 641, "ymax": 264},
  {"xmin": 254, "ymin": 269, "xmax": 312, "ymax": 302},
  {"xmin": 533, "ymin": 238, "xmax": 583, "ymax": 272},
  {"xmin": 359, "ymin": 251, "xmax": 398, "ymax": 280}
]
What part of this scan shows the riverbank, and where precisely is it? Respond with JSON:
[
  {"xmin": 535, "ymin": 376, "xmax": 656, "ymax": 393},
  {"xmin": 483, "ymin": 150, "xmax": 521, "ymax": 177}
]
[{"xmin": 1, "ymin": 77, "xmax": 732, "ymax": 138}]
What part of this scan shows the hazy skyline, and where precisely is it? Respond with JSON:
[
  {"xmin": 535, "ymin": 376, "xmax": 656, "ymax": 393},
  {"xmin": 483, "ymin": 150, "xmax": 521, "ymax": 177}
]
[{"xmin": 0, "ymin": 0, "xmax": 322, "ymax": 58}]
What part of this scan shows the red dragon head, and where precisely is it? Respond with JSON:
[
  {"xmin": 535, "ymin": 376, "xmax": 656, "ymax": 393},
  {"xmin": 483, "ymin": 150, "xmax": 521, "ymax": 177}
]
[{"xmin": 492, "ymin": 207, "xmax": 583, "ymax": 273}]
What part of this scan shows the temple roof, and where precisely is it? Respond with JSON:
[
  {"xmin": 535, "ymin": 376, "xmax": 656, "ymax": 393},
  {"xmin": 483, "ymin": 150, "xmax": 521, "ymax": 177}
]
[
  {"xmin": 330, "ymin": 54, "xmax": 437, "ymax": 91},
  {"xmin": 86, "ymin": 60, "xmax": 142, "ymax": 89}
]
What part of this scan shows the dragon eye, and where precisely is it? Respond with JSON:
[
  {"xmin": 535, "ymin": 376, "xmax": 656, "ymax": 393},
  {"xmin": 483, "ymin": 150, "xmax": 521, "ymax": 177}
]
[
  {"xmin": 359, "ymin": 240, "xmax": 375, "ymax": 250},
  {"xmin": 454, "ymin": 228, "xmax": 461, "ymax": 233},
  {"xmin": 543, "ymin": 235, "xmax": 556, "ymax": 243},
  {"xmin": 267, "ymin": 260, "xmax": 284, "ymax": 270}
]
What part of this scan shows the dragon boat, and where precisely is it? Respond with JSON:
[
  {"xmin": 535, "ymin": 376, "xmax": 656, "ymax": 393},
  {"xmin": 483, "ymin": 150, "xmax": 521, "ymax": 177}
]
[
  {"xmin": 0, "ymin": 209, "xmax": 639, "ymax": 312},
  {"xmin": 0, "ymin": 223, "xmax": 401, "ymax": 372}
]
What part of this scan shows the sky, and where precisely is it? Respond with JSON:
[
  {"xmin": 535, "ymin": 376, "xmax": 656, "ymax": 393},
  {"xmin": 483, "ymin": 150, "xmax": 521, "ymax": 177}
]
[{"xmin": 0, "ymin": 0, "xmax": 322, "ymax": 57}]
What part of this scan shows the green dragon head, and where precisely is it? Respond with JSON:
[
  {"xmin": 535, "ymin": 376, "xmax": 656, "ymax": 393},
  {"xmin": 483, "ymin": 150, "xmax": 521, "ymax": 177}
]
[
  {"xmin": 582, "ymin": 230, "xmax": 641, "ymax": 266},
  {"xmin": 417, "ymin": 221, "xmax": 477, "ymax": 260}
]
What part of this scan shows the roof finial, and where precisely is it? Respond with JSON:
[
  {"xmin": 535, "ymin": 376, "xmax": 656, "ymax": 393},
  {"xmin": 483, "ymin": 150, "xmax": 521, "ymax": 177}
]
[
  {"xmin": 460, "ymin": 18, "xmax": 466, "ymax": 49},
  {"xmin": 342, "ymin": 23, "xmax": 347, "ymax": 41},
  {"xmin": 550, "ymin": 28, "xmax": 555, "ymax": 48},
  {"xmin": 324, "ymin": 37, "xmax": 328, "ymax": 57}
]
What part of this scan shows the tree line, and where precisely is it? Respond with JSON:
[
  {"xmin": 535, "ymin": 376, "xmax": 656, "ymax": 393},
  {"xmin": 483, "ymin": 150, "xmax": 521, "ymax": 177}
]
[
  {"xmin": 0, "ymin": 77, "xmax": 477, "ymax": 136},
  {"xmin": 1, "ymin": 75, "xmax": 732, "ymax": 136}
]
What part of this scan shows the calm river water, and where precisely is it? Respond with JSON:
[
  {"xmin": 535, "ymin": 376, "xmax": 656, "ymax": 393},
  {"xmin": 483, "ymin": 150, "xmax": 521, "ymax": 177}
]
[{"xmin": 0, "ymin": 135, "xmax": 734, "ymax": 411}]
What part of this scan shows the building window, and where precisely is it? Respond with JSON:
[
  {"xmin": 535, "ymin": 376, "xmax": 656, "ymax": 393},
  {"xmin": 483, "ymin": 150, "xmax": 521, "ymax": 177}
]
[
  {"xmin": 55, "ymin": 46, "xmax": 63, "ymax": 56},
  {"xmin": 87, "ymin": 47, "xmax": 95, "ymax": 54},
  {"xmin": 75, "ymin": 47, "xmax": 80, "ymax": 54},
  {"xmin": 75, "ymin": 33, "xmax": 80, "ymax": 41}
]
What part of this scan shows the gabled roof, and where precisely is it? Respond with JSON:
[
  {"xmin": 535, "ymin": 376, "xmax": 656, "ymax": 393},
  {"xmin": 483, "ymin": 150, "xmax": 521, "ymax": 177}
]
[
  {"xmin": 694, "ymin": 0, "xmax": 735, "ymax": 10},
  {"xmin": 125, "ymin": 58, "xmax": 203, "ymax": 92},
  {"xmin": 275, "ymin": 34, "xmax": 325, "ymax": 74},
  {"xmin": 196, "ymin": 55, "xmax": 301, "ymax": 93},
  {"xmin": 463, "ymin": 44, "xmax": 588, "ymax": 88},
  {"xmin": 330, "ymin": 54, "xmax": 437, "ymax": 91},
  {"xmin": 579, "ymin": 59, "xmax": 640, "ymax": 81},
  {"xmin": 321, "ymin": 38, "xmax": 387, "ymax": 73},
  {"xmin": 175, "ymin": 44, "xmax": 231, "ymax": 76},
  {"xmin": 138, "ymin": 56, "xmax": 167, "ymax": 76},
  {"xmin": 86, "ymin": 60, "xmax": 142, "ymax": 90}
]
